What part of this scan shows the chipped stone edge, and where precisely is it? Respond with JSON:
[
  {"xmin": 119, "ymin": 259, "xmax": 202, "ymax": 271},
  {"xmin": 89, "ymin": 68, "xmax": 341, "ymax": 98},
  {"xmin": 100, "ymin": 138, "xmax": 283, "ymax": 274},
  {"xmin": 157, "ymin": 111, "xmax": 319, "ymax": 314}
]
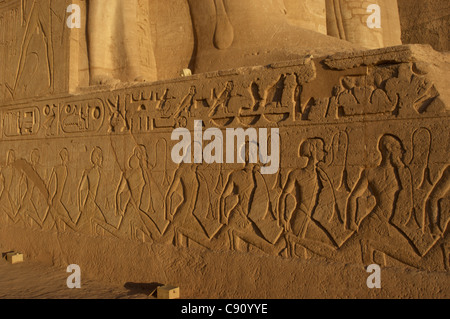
[{"xmin": 322, "ymin": 45, "xmax": 427, "ymax": 70}]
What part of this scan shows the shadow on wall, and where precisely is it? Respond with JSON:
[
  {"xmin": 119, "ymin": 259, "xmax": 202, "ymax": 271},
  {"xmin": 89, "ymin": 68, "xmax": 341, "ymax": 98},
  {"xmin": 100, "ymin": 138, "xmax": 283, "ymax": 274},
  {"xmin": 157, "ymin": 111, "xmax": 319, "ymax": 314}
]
[
  {"xmin": 1, "ymin": 252, "xmax": 15, "ymax": 260},
  {"xmin": 123, "ymin": 282, "xmax": 164, "ymax": 298}
]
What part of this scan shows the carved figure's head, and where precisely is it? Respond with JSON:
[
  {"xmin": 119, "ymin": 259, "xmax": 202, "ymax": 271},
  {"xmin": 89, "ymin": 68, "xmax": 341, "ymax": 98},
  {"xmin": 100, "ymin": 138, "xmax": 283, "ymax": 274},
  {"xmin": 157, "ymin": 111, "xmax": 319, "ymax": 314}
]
[
  {"xmin": 6, "ymin": 150, "xmax": 15, "ymax": 165},
  {"xmin": 378, "ymin": 134, "xmax": 406, "ymax": 167},
  {"xmin": 134, "ymin": 144, "xmax": 149, "ymax": 166},
  {"xmin": 31, "ymin": 149, "xmax": 40, "ymax": 165},
  {"xmin": 60, "ymin": 148, "xmax": 69, "ymax": 164},
  {"xmin": 91, "ymin": 147, "xmax": 103, "ymax": 167},
  {"xmin": 128, "ymin": 154, "xmax": 140, "ymax": 170},
  {"xmin": 299, "ymin": 138, "xmax": 327, "ymax": 163}
]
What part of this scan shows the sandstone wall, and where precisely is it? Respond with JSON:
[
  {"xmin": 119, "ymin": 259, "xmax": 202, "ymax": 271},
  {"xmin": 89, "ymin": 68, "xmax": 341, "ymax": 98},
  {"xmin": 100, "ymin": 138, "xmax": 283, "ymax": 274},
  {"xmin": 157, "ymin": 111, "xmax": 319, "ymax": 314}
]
[
  {"xmin": 398, "ymin": 0, "xmax": 450, "ymax": 52},
  {"xmin": 0, "ymin": 0, "xmax": 74, "ymax": 103},
  {"xmin": 0, "ymin": 46, "xmax": 448, "ymax": 297},
  {"xmin": 0, "ymin": 1, "xmax": 449, "ymax": 298},
  {"xmin": 326, "ymin": 0, "xmax": 402, "ymax": 48}
]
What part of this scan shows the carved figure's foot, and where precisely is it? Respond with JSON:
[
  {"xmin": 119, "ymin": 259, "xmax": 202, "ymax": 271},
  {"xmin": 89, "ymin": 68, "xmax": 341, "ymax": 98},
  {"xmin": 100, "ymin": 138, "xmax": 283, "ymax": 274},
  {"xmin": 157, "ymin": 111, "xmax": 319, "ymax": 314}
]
[{"xmin": 347, "ymin": 221, "xmax": 359, "ymax": 232}]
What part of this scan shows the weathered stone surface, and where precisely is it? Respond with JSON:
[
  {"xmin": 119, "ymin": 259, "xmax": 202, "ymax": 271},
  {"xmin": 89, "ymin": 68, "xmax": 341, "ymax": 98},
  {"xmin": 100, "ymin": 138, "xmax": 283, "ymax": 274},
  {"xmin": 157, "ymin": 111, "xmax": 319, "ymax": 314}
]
[
  {"xmin": 0, "ymin": 1, "xmax": 448, "ymax": 298},
  {"xmin": 0, "ymin": 0, "xmax": 74, "ymax": 102},
  {"xmin": 326, "ymin": 0, "xmax": 402, "ymax": 49},
  {"xmin": 398, "ymin": 0, "xmax": 450, "ymax": 52}
]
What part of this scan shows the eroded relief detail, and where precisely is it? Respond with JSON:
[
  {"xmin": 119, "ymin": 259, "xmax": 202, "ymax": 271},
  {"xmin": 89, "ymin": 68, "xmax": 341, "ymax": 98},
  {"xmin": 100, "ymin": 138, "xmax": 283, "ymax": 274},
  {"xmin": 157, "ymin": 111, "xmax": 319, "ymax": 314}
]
[
  {"xmin": 0, "ymin": 0, "xmax": 67, "ymax": 103},
  {"xmin": 0, "ymin": 47, "xmax": 448, "ymax": 271},
  {"xmin": 1, "ymin": 123, "xmax": 447, "ymax": 270},
  {"xmin": 0, "ymin": 47, "xmax": 446, "ymax": 140},
  {"xmin": 333, "ymin": 64, "xmax": 438, "ymax": 118}
]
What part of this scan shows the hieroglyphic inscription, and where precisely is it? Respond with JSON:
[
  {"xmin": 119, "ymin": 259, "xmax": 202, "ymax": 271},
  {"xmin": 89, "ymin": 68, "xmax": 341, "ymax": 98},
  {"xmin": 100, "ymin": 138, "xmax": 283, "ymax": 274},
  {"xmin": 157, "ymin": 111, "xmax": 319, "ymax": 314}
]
[{"xmin": 0, "ymin": 48, "xmax": 448, "ymax": 271}]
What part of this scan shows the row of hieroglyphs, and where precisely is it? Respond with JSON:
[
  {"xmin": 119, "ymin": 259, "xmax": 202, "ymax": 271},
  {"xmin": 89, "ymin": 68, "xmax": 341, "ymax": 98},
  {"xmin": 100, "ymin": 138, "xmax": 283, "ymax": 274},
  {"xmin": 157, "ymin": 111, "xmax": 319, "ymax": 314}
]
[
  {"xmin": 0, "ymin": 58, "xmax": 446, "ymax": 139},
  {"xmin": 0, "ymin": 122, "xmax": 448, "ymax": 270}
]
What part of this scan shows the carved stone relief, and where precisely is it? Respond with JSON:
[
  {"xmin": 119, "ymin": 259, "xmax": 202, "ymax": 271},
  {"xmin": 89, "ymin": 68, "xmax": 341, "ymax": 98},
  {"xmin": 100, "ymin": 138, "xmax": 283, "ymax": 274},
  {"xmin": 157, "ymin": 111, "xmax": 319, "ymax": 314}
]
[
  {"xmin": 0, "ymin": 0, "xmax": 69, "ymax": 103},
  {"xmin": 0, "ymin": 47, "xmax": 448, "ymax": 272}
]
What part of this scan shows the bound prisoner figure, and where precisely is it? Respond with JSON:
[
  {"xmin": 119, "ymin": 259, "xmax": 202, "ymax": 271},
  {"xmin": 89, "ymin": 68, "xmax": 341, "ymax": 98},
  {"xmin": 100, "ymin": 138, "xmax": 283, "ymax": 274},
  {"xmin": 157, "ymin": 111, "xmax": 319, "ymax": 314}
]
[{"xmin": 87, "ymin": 0, "xmax": 402, "ymax": 82}]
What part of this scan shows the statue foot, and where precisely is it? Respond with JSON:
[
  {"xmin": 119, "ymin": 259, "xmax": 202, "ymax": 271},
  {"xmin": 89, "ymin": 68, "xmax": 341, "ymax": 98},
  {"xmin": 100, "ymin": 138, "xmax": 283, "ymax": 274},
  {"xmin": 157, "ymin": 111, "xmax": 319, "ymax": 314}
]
[{"xmin": 192, "ymin": 24, "xmax": 360, "ymax": 74}]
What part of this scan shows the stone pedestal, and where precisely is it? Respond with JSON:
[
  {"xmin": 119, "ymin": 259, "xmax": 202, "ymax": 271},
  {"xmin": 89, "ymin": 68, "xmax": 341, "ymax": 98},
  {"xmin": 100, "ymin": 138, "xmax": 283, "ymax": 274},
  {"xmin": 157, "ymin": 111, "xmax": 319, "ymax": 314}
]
[{"xmin": 0, "ymin": 43, "xmax": 448, "ymax": 297}]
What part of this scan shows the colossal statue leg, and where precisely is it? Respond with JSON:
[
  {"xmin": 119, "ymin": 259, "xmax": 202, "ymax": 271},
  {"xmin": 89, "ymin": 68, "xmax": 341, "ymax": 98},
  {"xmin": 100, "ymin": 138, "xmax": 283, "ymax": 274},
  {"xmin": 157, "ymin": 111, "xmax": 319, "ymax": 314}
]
[
  {"xmin": 88, "ymin": 0, "xmax": 116, "ymax": 85},
  {"xmin": 283, "ymin": 0, "xmax": 328, "ymax": 34},
  {"xmin": 326, "ymin": 0, "xmax": 402, "ymax": 49},
  {"xmin": 186, "ymin": 0, "xmax": 356, "ymax": 74},
  {"xmin": 88, "ymin": 0, "xmax": 157, "ymax": 85},
  {"xmin": 86, "ymin": 0, "xmax": 402, "ymax": 81},
  {"xmin": 187, "ymin": 0, "xmax": 402, "ymax": 74}
]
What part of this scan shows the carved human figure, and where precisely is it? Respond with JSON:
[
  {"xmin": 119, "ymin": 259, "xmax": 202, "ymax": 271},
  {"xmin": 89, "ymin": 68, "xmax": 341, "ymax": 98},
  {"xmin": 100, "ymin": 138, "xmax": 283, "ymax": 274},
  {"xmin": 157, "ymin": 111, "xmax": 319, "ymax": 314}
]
[
  {"xmin": 426, "ymin": 165, "xmax": 450, "ymax": 236},
  {"xmin": 89, "ymin": 146, "xmax": 159, "ymax": 241},
  {"xmin": 278, "ymin": 138, "xmax": 331, "ymax": 257},
  {"xmin": 114, "ymin": 153, "xmax": 156, "ymax": 240},
  {"xmin": 43, "ymin": 148, "xmax": 75, "ymax": 231},
  {"xmin": 76, "ymin": 147, "xmax": 107, "ymax": 233},
  {"xmin": 0, "ymin": 150, "xmax": 25, "ymax": 222},
  {"xmin": 163, "ymin": 162, "xmax": 200, "ymax": 246},
  {"xmin": 133, "ymin": 144, "xmax": 169, "ymax": 234},
  {"xmin": 171, "ymin": 163, "xmax": 224, "ymax": 249},
  {"xmin": 345, "ymin": 134, "xmax": 422, "ymax": 266},
  {"xmin": 88, "ymin": 0, "xmax": 156, "ymax": 84},
  {"xmin": 134, "ymin": 144, "xmax": 152, "ymax": 213},
  {"xmin": 17, "ymin": 149, "xmax": 48, "ymax": 228},
  {"xmin": 218, "ymin": 146, "xmax": 279, "ymax": 254}
]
